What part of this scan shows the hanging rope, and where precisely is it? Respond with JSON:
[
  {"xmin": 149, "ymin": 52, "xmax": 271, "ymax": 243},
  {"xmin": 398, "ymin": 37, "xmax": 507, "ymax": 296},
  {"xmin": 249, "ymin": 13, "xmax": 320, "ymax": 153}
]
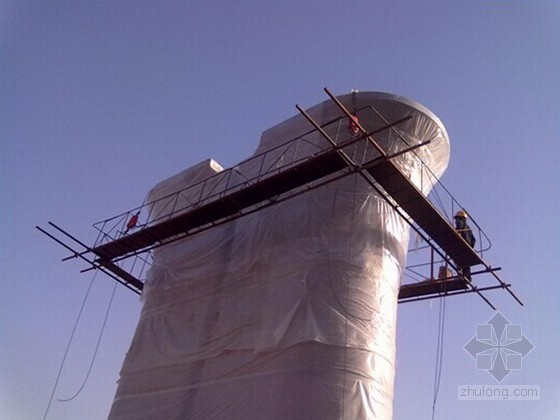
[
  {"xmin": 431, "ymin": 295, "xmax": 447, "ymax": 420},
  {"xmin": 42, "ymin": 270, "xmax": 98, "ymax": 420},
  {"xmin": 57, "ymin": 280, "xmax": 118, "ymax": 402}
]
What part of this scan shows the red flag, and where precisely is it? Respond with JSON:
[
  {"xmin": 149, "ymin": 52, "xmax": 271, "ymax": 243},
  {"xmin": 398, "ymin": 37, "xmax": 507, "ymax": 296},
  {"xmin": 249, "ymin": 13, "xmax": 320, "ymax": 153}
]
[{"xmin": 126, "ymin": 213, "xmax": 139, "ymax": 230}]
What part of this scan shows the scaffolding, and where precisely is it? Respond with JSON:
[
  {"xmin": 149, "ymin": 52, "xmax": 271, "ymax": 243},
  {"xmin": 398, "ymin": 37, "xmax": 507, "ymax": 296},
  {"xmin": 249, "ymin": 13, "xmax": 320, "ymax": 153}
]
[{"xmin": 38, "ymin": 89, "xmax": 522, "ymax": 309}]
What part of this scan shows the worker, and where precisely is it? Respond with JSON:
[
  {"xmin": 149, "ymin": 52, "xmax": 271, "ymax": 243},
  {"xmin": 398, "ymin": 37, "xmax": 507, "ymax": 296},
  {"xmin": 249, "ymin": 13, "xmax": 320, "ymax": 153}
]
[
  {"xmin": 454, "ymin": 210, "xmax": 475, "ymax": 280},
  {"xmin": 348, "ymin": 114, "xmax": 360, "ymax": 136}
]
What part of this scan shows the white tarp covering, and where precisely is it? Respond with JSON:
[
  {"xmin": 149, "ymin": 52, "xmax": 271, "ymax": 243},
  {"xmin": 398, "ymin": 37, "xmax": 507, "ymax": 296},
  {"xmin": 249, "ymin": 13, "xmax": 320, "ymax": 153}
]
[{"xmin": 109, "ymin": 92, "xmax": 450, "ymax": 419}]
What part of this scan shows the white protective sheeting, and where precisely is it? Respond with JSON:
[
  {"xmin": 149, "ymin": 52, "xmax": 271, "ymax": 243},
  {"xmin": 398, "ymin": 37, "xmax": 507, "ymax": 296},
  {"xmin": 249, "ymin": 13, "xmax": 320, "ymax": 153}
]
[{"xmin": 109, "ymin": 92, "xmax": 450, "ymax": 419}]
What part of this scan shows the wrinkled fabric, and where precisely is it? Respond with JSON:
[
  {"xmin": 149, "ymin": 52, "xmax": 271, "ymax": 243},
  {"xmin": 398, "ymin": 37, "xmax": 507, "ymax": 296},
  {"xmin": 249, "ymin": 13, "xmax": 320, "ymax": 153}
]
[{"xmin": 109, "ymin": 92, "xmax": 450, "ymax": 420}]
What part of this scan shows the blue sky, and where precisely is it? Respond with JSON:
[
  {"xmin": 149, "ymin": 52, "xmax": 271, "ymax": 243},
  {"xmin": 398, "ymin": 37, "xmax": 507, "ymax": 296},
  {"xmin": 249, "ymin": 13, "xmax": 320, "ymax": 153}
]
[{"xmin": 1, "ymin": 1, "xmax": 559, "ymax": 419}]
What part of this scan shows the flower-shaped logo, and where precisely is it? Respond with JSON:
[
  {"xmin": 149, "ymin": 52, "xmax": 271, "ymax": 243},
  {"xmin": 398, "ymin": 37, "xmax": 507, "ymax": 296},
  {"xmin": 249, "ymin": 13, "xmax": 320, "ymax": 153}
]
[{"xmin": 464, "ymin": 312, "xmax": 534, "ymax": 382}]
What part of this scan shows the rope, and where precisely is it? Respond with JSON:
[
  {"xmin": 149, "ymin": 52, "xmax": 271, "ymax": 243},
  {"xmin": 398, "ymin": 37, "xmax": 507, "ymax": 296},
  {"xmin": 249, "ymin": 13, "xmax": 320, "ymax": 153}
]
[
  {"xmin": 431, "ymin": 295, "xmax": 447, "ymax": 420},
  {"xmin": 57, "ymin": 280, "xmax": 118, "ymax": 402},
  {"xmin": 42, "ymin": 270, "xmax": 98, "ymax": 420}
]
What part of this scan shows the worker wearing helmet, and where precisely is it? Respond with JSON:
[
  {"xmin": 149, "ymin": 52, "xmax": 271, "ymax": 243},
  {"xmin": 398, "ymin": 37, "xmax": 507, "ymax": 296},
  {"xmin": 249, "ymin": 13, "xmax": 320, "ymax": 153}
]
[{"xmin": 454, "ymin": 210, "xmax": 475, "ymax": 280}]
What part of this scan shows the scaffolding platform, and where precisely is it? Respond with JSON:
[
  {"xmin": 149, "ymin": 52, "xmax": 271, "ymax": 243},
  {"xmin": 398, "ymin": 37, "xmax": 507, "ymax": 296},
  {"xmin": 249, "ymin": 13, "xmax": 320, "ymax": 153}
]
[
  {"xmin": 398, "ymin": 277, "xmax": 468, "ymax": 300},
  {"xmin": 87, "ymin": 91, "xmax": 502, "ymax": 306},
  {"xmin": 38, "ymin": 89, "xmax": 522, "ymax": 307},
  {"xmin": 92, "ymin": 149, "xmax": 350, "ymax": 261}
]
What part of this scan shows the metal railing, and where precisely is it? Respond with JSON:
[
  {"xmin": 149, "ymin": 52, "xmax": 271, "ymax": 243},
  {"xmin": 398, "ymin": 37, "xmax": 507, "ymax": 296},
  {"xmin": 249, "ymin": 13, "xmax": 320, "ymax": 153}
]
[
  {"xmin": 92, "ymin": 104, "xmax": 493, "ymax": 287},
  {"xmin": 92, "ymin": 107, "xmax": 387, "ymax": 248}
]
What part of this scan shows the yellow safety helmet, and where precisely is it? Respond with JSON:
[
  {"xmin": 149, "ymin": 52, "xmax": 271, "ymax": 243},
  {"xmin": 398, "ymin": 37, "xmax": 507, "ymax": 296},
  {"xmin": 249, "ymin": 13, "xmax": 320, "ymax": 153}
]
[{"xmin": 454, "ymin": 210, "xmax": 468, "ymax": 219}]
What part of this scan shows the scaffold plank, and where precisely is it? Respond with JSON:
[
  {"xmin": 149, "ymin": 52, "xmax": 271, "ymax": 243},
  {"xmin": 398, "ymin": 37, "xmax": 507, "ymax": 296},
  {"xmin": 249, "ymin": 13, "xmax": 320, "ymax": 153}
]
[{"xmin": 398, "ymin": 278, "xmax": 468, "ymax": 300}]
